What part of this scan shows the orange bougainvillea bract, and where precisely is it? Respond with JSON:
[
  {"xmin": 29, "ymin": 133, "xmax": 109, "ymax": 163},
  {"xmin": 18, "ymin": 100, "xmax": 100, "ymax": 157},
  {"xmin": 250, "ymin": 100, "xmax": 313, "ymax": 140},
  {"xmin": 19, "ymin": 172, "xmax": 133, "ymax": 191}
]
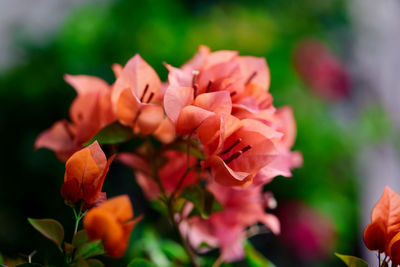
[
  {"xmin": 364, "ymin": 186, "xmax": 400, "ymax": 265},
  {"xmin": 83, "ymin": 195, "xmax": 141, "ymax": 258},
  {"xmin": 61, "ymin": 141, "xmax": 115, "ymax": 206}
]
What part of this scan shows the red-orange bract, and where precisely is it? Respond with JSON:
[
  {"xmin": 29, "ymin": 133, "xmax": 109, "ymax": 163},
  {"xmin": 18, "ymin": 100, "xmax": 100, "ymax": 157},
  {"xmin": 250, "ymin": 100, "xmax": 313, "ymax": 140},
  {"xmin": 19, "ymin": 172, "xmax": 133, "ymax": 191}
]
[
  {"xmin": 364, "ymin": 186, "xmax": 400, "ymax": 265},
  {"xmin": 83, "ymin": 195, "xmax": 141, "ymax": 258},
  {"xmin": 61, "ymin": 141, "xmax": 115, "ymax": 207}
]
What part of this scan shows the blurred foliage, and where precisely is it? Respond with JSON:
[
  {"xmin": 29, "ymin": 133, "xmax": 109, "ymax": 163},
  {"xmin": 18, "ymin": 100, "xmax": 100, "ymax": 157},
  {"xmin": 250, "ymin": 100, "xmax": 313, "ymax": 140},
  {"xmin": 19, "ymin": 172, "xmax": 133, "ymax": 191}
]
[{"xmin": 0, "ymin": 0, "xmax": 390, "ymax": 266}]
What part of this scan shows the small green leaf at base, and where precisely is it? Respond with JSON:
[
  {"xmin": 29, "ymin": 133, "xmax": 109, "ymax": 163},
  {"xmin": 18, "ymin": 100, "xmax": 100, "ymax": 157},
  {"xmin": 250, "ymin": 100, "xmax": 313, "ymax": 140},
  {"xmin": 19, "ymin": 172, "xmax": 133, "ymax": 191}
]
[
  {"xmin": 74, "ymin": 240, "xmax": 104, "ymax": 260},
  {"xmin": 335, "ymin": 253, "xmax": 370, "ymax": 267},
  {"xmin": 72, "ymin": 230, "xmax": 90, "ymax": 247},
  {"xmin": 244, "ymin": 242, "xmax": 276, "ymax": 267},
  {"xmin": 127, "ymin": 259, "xmax": 157, "ymax": 267},
  {"xmin": 85, "ymin": 121, "xmax": 134, "ymax": 145},
  {"xmin": 27, "ymin": 218, "xmax": 64, "ymax": 248}
]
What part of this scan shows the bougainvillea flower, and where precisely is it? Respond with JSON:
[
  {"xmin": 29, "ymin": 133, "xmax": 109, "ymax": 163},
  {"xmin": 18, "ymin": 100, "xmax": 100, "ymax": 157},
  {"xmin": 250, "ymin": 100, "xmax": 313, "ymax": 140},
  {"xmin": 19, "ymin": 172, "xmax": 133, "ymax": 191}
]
[
  {"xmin": 293, "ymin": 39, "xmax": 350, "ymax": 101},
  {"xmin": 112, "ymin": 54, "xmax": 165, "ymax": 135},
  {"xmin": 35, "ymin": 75, "xmax": 116, "ymax": 161},
  {"xmin": 181, "ymin": 182, "xmax": 279, "ymax": 261},
  {"xmin": 197, "ymin": 114, "xmax": 279, "ymax": 187},
  {"xmin": 278, "ymin": 201, "xmax": 336, "ymax": 262},
  {"xmin": 61, "ymin": 141, "xmax": 115, "ymax": 206},
  {"xmin": 364, "ymin": 186, "xmax": 400, "ymax": 259},
  {"xmin": 252, "ymin": 107, "xmax": 303, "ymax": 186},
  {"xmin": 84, "ymin": 195, "xmax": 142, "ymax": 258},
  {"xmin": 118, "ymin": 151, "xmax": 198, "ymax": 199},
  {"xmin": 165, "ymin": 46, "xmax": 274, "ymax": 120}
]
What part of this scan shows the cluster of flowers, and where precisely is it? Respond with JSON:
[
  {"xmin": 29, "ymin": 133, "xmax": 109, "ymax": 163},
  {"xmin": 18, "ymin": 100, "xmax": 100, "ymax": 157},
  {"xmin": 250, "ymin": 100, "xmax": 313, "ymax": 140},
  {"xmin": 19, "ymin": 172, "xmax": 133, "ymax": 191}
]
[{"xmin": 35, "ymin": 46, "xmax": 301, "ymax": 261}]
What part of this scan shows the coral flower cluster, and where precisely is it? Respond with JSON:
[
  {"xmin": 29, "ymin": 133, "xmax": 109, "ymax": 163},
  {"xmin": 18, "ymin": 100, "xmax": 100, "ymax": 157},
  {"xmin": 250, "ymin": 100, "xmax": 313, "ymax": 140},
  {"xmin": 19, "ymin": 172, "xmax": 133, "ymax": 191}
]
[{"xmin": 36, "ymin": 46, "xmax": 301, "ymax": 261}]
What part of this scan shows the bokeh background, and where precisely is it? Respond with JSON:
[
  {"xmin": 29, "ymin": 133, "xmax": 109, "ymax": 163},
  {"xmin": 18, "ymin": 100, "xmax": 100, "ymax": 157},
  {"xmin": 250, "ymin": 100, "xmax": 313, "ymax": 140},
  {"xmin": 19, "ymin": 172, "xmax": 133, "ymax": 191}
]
[{"xmin": 1, "ymin": 0, "xmax": 399, "ymax": 266}]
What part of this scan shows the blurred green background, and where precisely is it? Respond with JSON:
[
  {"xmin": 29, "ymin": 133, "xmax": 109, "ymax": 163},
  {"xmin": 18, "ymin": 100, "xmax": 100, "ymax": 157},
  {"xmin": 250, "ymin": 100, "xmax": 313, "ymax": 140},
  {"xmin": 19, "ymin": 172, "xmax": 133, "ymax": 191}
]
[{"xmin": 0, "ymin": 0, "xmax": 393, "ymax": 266}]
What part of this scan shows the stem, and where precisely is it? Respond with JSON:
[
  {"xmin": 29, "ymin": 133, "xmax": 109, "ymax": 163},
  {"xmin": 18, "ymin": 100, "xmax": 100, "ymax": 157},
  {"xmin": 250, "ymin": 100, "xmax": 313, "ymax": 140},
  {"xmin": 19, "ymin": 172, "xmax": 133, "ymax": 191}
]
[
  {"xmin": 212, "ymin": 255, "xmax": 223, "ymax": 267},
  {"xmin": 378, "ymin": 253, "xmax": 381, "ymax": 267},
  {"xmin": 72, "ymin": 205, "xmax": 86, "ymax": 236},
  {"xmin": 167, "ymin": 197, "xmax": 199, "ymax": 267},
  {"xmin": 170, "ymin": 168, "xmax": 191, "ymax": 201}
]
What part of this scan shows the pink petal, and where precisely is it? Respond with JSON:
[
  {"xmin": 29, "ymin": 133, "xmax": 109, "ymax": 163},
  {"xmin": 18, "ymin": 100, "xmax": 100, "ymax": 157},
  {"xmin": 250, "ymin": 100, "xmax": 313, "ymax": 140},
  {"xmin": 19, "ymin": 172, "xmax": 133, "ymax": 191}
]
[
  {"xmin": 237, "ymin": 56, "xmax": 270, "ymax": 91},
  {"xmin": 163, "ymin": 86, "xmax": 193, "ymax": 122},
  {"xmin": 112, "ymin": 54, "xmax": 162, "ymax": 107},
  {"xmin": 64, "ymin": 74, "xmax": 110, "ymax": 96},
  {"xmin": 35, "ymin": 120, "xmax": 77, "ymax": 161},
  {"xmin": 206, "ymin": 155, "xmax": 253, "ymax": 187}
]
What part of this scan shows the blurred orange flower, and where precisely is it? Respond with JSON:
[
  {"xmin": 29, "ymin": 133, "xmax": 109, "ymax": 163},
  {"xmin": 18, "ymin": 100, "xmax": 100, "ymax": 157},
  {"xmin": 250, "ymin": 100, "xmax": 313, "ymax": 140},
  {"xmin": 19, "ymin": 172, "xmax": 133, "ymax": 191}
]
[
  {"xmin": 83, "ymin": 195, "xmax": 141, "ymax": 258},
  {"xmin": 364, "ymin": 186, "xmax": 400, "ymax": 264},
  {"xmin": 61, "ymin": 141, "xmax": 115, "ymax": 206}
]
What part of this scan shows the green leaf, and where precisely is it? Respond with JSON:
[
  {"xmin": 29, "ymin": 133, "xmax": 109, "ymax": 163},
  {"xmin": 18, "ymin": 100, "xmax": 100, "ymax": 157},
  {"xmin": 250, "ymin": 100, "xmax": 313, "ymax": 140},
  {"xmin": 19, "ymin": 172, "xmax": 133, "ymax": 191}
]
[
  {"xmin": 335, "ymin": 253, "xmax": 370, "ymax": 267},
  {"xmin": 160, "ymin": 239, "xmax": 188, "ymax": 262},
  {"xmin": 72, "ymin": 230, "xmax": 89, "ymax": 247},
  {"xmin": 70, "ymin": 258, "xmax": 89, "ymax": 267},
  {"xmin": 74, "ymin": 240, "xmax": 104, "ymax": 260},
  {"xmin": 127, "ymin": 259, "xmax": 157, "ymax": 267},
  {"xmin": 16, "ymin": 264, "xmax": 43, "ymax": 267},
  {"xmin": 244, "ymin": 242, "xmax": 276, "ymax": 267},
  {"xmin": 180, "ymin": 185, "xmax": 224, "ymax": 219},
  {"xmin": 150, "ymin": 198, "xmax": 168, "ymax": 214},
  {"xmin": 86, "ymin": 121, "xmax": 134, "ymax": 145},
  {"xmin": 27, "ymin": 218, "xmax": 64, "ymax": 248}
]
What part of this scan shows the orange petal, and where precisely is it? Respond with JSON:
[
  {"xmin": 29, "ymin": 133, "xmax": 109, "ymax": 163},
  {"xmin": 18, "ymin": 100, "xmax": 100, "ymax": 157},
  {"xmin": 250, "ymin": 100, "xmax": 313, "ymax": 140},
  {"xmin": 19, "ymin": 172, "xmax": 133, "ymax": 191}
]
[
  {"xmin": 389, "ymin": 232, "xmax": 400, "ymax": 266},
  {"xmin": 116, "ymin": 88, "xmax": 141, "ymax": 126},
  {"xmin": 64, "ymin": 147, "xmax": 100, "ymax": 200},
  {"xmin": 60, "ymin": 178, "xmax": 80, "ymax": 203},
  {"xmin": 164, "ymin": 86, "xmax": 194, "ymax": 122},
  {"xmin": 153, "ymin": 117, "xmax": 176, "ymax": 144},
  {"xmin": 98, "ymin": 195, "xmax": 133, "ymax": 223},
  {"xmin": 176, "ymin": 105, "xmax": 214, "ymax": 135},
  {"xmin": 363, "ymin": 219, "xmax": 386, "ymax": 252},
  {"xmin": 194, "ymin": 91, "xmax": 232, "ymax": 114},
  {"xmin": 137, "ymin": 104, "xmax": 164, "ymax": 135},
  {"xmin": 371, "ymin": 186, "xmax": 400, "ymax": 241},
  {"xmin": 63, "ymin": 141, "xmax": 107, "ymax": 203},
  {"xmin": 83, "ymin": 154, "xmax": 115, "ymax": 205}
]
